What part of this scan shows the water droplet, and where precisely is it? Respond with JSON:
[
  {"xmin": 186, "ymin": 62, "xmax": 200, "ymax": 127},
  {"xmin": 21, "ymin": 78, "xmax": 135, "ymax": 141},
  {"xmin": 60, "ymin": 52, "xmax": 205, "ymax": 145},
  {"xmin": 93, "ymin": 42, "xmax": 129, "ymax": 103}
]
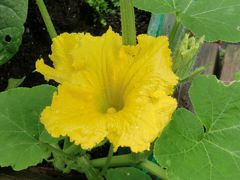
[
  {"xmin": 166, "ymin": 160, "xmax": 171, "ymax": 166},
  {"xmin": 107, "ymin": 107, "xmax": 117, "ymax": 114},
  {"xmin": 127, "ymin": 173, "xmax": 130, "ymax": 176},
  {"xmin": 237, "ymin": 26, "xmax": 240, "ymax": 31}
]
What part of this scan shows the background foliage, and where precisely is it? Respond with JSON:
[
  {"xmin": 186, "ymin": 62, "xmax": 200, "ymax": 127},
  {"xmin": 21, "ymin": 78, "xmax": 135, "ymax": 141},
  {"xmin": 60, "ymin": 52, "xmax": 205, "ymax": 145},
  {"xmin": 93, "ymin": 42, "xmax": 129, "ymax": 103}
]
[
  {"xmin": 0, "ymin": 0, "xmax": 28, "ymax": 65},
  {"xmin": 154, "ymin": 76, "xmax": 240, "ymax": 180},
  {"xmin": 134, "ymin": 0, "xmax": 240, "ymax": 42}
]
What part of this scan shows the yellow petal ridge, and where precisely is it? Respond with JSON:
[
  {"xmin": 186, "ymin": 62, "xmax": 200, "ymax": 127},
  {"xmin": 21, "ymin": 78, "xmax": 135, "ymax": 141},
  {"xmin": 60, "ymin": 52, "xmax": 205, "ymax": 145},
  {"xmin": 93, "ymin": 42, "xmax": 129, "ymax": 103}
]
[{"xmin": 36, "ymin": 28, "xmax": 178, "ymax": 152}]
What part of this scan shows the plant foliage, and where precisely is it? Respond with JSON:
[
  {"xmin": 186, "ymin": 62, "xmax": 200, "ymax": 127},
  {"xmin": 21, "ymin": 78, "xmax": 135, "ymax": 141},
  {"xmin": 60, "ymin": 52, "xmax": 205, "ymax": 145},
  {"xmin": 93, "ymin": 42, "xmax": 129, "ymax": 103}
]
[
  {"xmin": 0, "ymin": 85, "xmax": 57, "ymax": 170},
  {"xmin": 134, "ymin": 0, "xmax": 240, "ymax": 42},
  {"xmin": 0, "ymin": 0, "xmax": 28, "ymax": 65},
  {"xmin": 154, "ymin": 76, "xmax": 240, "ymax": 180}
]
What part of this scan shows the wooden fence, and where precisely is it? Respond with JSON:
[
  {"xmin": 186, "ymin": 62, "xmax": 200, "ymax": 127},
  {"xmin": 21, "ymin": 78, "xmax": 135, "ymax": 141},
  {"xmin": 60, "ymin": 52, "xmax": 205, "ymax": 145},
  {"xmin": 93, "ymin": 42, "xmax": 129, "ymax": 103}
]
[
  {"xmin": 198, "ymin": 43, "xmax": 240, "ymax": 81},
  {"xmin": 177, "ymin": 43, "xmax": 240, "ymax": 110}
]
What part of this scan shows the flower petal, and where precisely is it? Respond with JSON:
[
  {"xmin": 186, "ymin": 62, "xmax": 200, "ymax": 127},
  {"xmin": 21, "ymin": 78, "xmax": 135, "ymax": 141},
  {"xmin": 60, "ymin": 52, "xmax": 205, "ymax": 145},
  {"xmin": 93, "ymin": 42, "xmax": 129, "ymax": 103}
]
[
  {"xmin": 36, "ymin": 28, "xmax": 123, "ymax": 85},
  {"xmin": 106, "ymin": 91, "xmax": 177, "ymax": 152},
  {"xmin": 120, "ymin": 35, "xmax": 178, "ymax": 98},
  {"xmin": 104, "ymin": 35, "xmax": 178, "ymax": 152},
  {"xmin": 40, "ymin": 83, "xmax": 107, "ymax": 149},
  {"xmin": 37, "ymin": 28, "xmax": 179, "ymax": 152}
]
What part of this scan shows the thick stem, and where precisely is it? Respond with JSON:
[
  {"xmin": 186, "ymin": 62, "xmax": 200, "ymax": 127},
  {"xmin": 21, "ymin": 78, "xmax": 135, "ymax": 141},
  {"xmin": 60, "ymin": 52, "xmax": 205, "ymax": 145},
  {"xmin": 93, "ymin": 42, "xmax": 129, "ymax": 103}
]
[
  {"xmin": 36, "ymin": 0, "xmax": 57, "ymax": 39},
  {"xmin": 120, "ymin": 0, "xmax": 136, "ymax": 45},
  {"xmin": 139, "ymin": 160, "xmax": 167, "ymax": 180},
  {"xmin": 91, "ymin": 154, "xmax": 167, "ymax": 179},
  {"xmin": 99, "ymin": 144, "xmax": 114, "ymax": 177},
  {"xmin": 91, "ymin": 154, "xmax": 137, "ymax": 167}
]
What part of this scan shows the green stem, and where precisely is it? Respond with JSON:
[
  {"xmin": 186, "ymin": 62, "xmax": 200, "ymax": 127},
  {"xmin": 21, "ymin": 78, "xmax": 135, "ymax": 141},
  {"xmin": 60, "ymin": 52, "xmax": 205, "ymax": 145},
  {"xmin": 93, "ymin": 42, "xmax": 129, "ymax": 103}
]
[
  {"xmin": 42, "ymin": 142, "xmax": 72, "ymax": 159},
  {"xmin": 42, "ymin": 143, "xmax": 98, "ymax": 179},
  {"xmin": 120, "ymin": 0, "xmax": 136, "ymax": 45},
  {"xmin": 169, "ymin": 18, "xmax": 180, "ymax": 46},
  {"xmin": 77, "ymin": 155, "xmax": 99, "ymax": 180},
  {"xmin": 36, "ymin": 0, "xmax": 57, "ymax": 39},
  {"xmin": 99, "ymin": 144, "xmax": 114, "ymax": 177},
  {"xmin": 91, "ymin": 154, "xmax": 167, "ymax": 179},
  {"xmin": 64, "ymin": 143, "xmax": 86, "ymax": 155},
  {"xmin": 180, "ymin": 66, "xmax": 206, "ymax": 83},
  {"xmin": 139, "ymin": 160, "xmax": 167, "ymax": 180},
  {"xmin": 91, "ymin": 154, "xmax": 138, "ymax": 167}
]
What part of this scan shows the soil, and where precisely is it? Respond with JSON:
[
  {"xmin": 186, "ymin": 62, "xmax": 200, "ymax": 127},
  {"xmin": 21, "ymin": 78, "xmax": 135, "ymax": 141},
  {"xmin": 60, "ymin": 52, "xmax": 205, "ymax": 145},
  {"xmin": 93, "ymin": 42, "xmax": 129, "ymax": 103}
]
[{"xmin": 0, "ymin": 0, "xmax": 150, "ymax": 179}]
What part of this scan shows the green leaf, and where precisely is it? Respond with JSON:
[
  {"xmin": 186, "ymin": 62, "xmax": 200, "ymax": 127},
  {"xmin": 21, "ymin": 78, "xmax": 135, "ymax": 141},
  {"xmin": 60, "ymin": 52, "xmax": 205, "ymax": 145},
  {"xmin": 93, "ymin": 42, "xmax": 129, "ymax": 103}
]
[
  {"xmin": 134, "ymin": 0, "xmax": 175, "ymax": 14},
  {"xmin": 5, "ymin": 76, "xmax": 26, "ymax": 90},
  {"xmin": 106, "ymin": 167, "xmax": 151, "ymax": 180},
  {"xmin": 0, "ymin": 0, "xmax": 28, "ymax": 65},
  {"xmin": 0, "ymin": 85, "xmax": 57, "ymax": 170},
  {"xmin": 39, "ymin": 129, "xmax": 59, "ymax": 145},
  {"xmin": 134, "ymin": 0, "xmax": 240, "ymax": 42},
  {"xmin": 154, "ymin": 76, "xmax": 240, "ymax": 180},
  {"xmin": 234, "ymin": 72, "xmax": 240, "ymax": 80}
]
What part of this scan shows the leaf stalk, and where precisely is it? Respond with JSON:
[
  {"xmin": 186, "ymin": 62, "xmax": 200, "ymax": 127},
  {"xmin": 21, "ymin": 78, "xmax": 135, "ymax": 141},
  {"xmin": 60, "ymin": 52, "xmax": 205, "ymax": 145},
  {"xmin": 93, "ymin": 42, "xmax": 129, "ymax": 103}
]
[
  {"xmin": 120, "ymin": 0, "xmax": 137, "ymax": 45},
  {"xmin": 36, "ymin": 0, "xmax": 57, "ymax": 39}
]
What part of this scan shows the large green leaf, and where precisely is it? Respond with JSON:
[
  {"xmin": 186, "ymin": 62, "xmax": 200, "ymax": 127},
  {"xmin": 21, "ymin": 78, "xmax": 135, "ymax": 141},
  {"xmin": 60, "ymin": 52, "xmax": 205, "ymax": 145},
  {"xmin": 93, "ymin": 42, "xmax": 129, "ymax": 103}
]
[
  {"xmin": 134, "ymin": 0, "xmax": 240, "ymax": 42},
  {"xmin": 154, "ymin": 76, "xmax": 240, "ymax": 180},
  {"xmin": 0, "ymin": 0, "xmax": 28, "ymax": 65},
  {"xmin": 0, "ymin": 85, "xmax": 57, "ymax": 170},
  {"xmin": 106, "ymin": 167, "xmax": 151, "ymax": 180}
]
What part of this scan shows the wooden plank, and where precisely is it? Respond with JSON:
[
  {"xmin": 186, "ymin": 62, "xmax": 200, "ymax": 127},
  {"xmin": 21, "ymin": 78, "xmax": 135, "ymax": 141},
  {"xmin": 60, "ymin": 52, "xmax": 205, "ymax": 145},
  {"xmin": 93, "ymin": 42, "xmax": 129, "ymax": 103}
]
[
  {"xmin": 220, "ymin": 44, "xmax": 240, "ymax": 82},
  {"xmin": 195, "ymin": 43, "xmax": 219, "ymax": 75},
  {"xmin": 175, "ymin": 43, "xmax": 219, "ymax": 111},
  {"xmin": 175, "ymin": 82, "xmax": 193, "ymax": 111}
]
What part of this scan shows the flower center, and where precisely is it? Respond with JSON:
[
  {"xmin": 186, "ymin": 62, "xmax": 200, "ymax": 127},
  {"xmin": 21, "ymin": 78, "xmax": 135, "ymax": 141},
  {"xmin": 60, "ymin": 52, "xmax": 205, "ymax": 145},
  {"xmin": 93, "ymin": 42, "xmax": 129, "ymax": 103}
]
[
  {"xmin": 104, "ymin": 91, "xmax": 124, "ymax": 113},
  {"xmin": 100, "ymin": 86, "xmax": 125, "ymax": 114}
]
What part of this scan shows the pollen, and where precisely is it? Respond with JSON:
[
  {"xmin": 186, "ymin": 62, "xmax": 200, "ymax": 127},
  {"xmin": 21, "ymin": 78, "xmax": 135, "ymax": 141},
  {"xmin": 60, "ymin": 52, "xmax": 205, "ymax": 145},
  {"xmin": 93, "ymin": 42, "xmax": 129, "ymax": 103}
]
[{"xmin": 107, "ymin": 107, "xmax": 117, "ymax": 114}]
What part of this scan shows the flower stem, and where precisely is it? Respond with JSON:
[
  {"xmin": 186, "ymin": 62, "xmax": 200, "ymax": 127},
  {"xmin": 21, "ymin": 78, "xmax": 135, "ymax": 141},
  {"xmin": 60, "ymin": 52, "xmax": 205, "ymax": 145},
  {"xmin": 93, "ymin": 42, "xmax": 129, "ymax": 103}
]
[
  {"xmin": 120, "ymin": 0, "xmax": 136, "ymax": 45},
  {"xmin": 36, "ymin": 0, "xmax": 57, "ymax": 39},
  {"xmin": 139, "ymin": 160, "xmax": 167, "ymax": 180},
  {"xmin": 76, "ymin": 155, "xmax": 99, "ymax": 180},
  {"xmin": 99, "ymin": 144, "xmax": 114, "ymax": 177}
]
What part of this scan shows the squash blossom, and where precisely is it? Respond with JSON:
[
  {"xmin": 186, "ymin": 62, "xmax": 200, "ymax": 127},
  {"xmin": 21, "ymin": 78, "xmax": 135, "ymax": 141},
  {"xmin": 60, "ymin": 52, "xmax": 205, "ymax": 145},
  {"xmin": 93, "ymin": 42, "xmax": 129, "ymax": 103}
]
[{"xmin": 36, "ymin": 28, "xmax": 178, "ymax": 152}]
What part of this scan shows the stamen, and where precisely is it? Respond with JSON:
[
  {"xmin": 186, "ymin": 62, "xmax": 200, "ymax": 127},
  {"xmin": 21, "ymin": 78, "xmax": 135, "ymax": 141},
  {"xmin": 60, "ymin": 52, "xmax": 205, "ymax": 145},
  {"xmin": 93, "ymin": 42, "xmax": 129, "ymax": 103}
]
[{"xmin": 107, "ymin": 107, "xmax": 117, "ymax": 114}]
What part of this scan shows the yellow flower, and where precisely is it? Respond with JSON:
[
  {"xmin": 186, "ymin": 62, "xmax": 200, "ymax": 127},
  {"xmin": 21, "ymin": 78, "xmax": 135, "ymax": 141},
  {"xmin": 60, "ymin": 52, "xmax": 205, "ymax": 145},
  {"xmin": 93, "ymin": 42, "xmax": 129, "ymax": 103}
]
[{"xmin": 36, "ymin": 28, "xmax": 178, "ymax": 152}]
